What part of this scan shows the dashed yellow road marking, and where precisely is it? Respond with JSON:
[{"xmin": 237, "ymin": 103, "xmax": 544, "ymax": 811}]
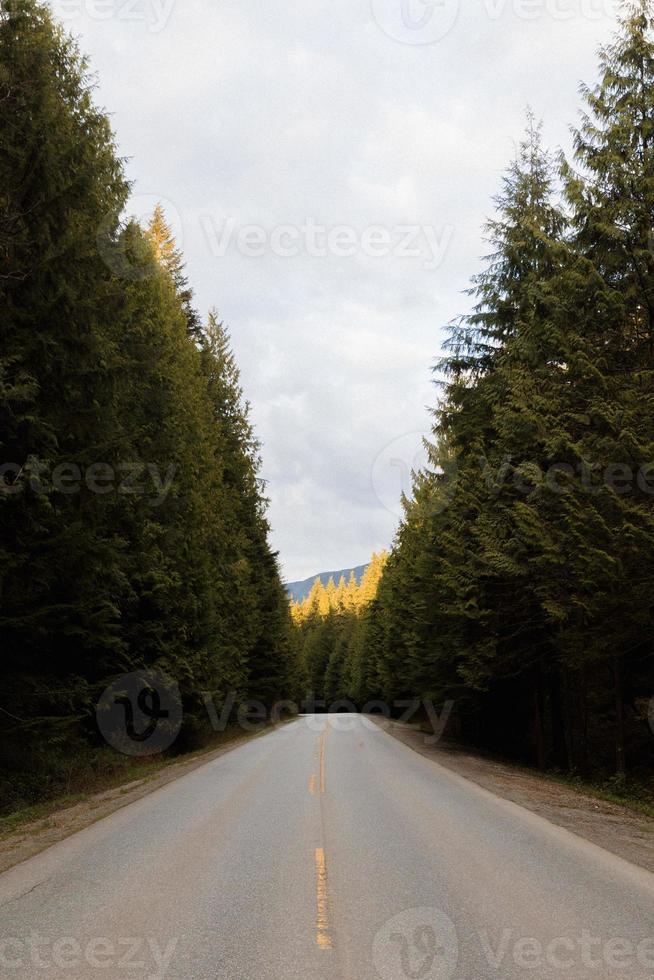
[
  {"xmin": 314, "ymin": 848, "xmax": 332, "ymax": 949},
  {"xmin": 319, "ymin": 734, "xmax": 326, "ymax": 793},
  {"xmin": 319, "ymin": 718, "xmax": 330, "ymax": 794},
  {"xmin": 309, "ymin": 774, "xmax": 316, "ymax": 795}
]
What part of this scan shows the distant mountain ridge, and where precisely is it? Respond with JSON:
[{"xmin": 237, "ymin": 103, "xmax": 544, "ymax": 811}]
[{"xmin": 285, "ymin": 564, "xmax": 368, "ymax": 603}]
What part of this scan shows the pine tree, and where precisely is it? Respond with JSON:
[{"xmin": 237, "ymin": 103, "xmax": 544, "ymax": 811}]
[
  {"xmin": 325, "ymin": 576, "xmax": 337, "ymax": 612},
  {"xmin": 430, "ymin": 118, "xmax": 571, "ymax": 761},
  {"xmin": 358, "ymin": 552, "xmax": 388, "ymax": 607},
  {"xmin": 199, "ymin": 310, "xmax": 292, "ymax": 707},
  {"xmin": 146, "ymin": 205, "xmax": 202, "ymax": 341},
  {"xmin": 345, "ymin": 571, "xmax": 359, "ymax": 612},
  {"xmin": 558, "ymin": 0, "xmax": 654, "ymax": 773},
  {"xmin": 306, "ymin": 578, "xmax": 327, "ymax": 619},
  {"xmin": 445, "ymin": 111, "xmax": 565, "ymax": 378},
  {"xmin": 335, "ymin": 575, "xmax": 348, "ymax": 612}
]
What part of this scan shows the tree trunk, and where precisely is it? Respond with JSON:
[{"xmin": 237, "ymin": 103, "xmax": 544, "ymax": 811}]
[
  {"xmin": 549, "ymin": 664, "xmax": 568, "ymax": 770},
  {"xmin": 614, "ymin": 656, "xmax": 626, "ymax": 778},
  {"xmin": 562, "ymin": 666, "xmax": 574, "ymax": 771},
  {"xmin": 532, "ymin": 661, "xmax": 546, "ymax": 770},
  {"xmin": 580, "ymin": 668, "xmax": 590, "ymax": 777}
]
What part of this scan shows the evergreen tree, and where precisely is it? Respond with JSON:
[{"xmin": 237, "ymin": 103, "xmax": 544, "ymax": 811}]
[
  {"xmin": 146, "ymin": 205, "xmax": 202, "ymax": 341},
  {"xmin": 335, "ymin": 575, "xmax": 348, "ymax": 612},
  {"xmin": 199, "ymin": 311, "xmax": 293, "ymax": 707},
  {"xmin": 345, "ymin": 571, "xmax": 359, "ymax": 611},
  {"xmin": 325, "ymin": 576, "xmax": 337, "ymax": 612},
  {"xmin": 558, "ymin": 0, "xmax": 654, "ymax": 772}
]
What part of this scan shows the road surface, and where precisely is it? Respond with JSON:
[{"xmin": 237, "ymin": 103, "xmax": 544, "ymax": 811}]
[{"xmin": 1, "ymin": 714, "xmax": 654, "ymax": 979}]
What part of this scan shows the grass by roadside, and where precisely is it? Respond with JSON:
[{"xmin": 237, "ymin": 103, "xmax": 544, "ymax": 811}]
[
  {"xmin": 545, "ymin": 770, "xmax": 654, "ymax": 821},
  {"xmin": 452, "ymin": 744, "xmax": 654, "ymax": 822},
  {"xmin": 0, "ymin": 719, "xmax": 294, "ymax": 845}
]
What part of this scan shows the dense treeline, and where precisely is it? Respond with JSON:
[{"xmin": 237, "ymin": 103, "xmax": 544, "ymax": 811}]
[
  {"xmin": 291, "ymin": 554, "xmax": 387, "ymax": 704},
  {"xmin": 302, "ymin": 2, "xmax": 654, "ymax": 782},
  {"xmin": 0, "ymin": 0, "xmax": 293, "ymax": 811}
]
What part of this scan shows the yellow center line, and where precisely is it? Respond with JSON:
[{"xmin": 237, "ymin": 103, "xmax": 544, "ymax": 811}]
[
  {"xmin": 319, "ymin": 718, "xmax": 330, "ymax": 794},
  {"xmin": 308, "ymin": 774, "xmax": 316, "ymax": 795},
  {"xmin": 319, "ymin": 733, "xmax": 326, "ymax": 794},
  {"xmin": 314, "ymin": 847, "xmax": 332, "ymax": 949}
]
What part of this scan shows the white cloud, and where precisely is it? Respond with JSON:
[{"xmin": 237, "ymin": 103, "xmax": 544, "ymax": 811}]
[{"xmin": 62, "ymin": 0, "xmax": 618, "ymax": 579}]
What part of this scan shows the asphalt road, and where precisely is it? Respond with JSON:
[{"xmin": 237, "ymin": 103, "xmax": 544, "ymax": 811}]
[{"xmin": 1, "ymin": 714, "xmax": 654, "ymax": 979}]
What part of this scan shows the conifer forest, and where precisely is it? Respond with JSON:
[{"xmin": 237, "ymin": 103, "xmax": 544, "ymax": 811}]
[{"xmin": 3, "ymin": 0, "xmax": 654, "ymax": 821}]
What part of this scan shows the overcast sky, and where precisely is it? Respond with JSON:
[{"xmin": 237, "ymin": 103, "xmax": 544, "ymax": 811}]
[{"xmin": 57, "ymin": 0, "xmax": 621, "ymax": 581}]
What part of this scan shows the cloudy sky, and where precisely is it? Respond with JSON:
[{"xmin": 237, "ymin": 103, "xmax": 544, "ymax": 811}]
[{"xmin": 56, "ymin": 0, "xmax": 621, "ymax": 581}]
